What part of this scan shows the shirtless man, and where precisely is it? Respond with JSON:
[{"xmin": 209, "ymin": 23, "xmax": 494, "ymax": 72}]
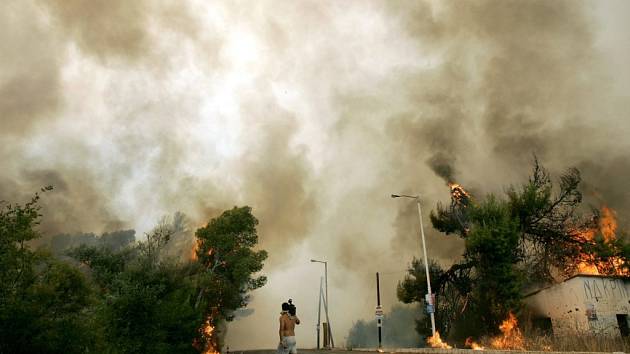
[{"xmin": 278, "ymin": 302, "xmax": 300, "ymax": 354}]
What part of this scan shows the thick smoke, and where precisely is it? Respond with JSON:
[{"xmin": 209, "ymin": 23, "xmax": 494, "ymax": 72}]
[
  {"xmin": 1, "ymin": 0, "xmax": 629, "ymax": 350},
  {"xmin": 0, "ymin": 1, "xmax": 62, "ymax": 135},
  {"xmin": 347, "ymin": 304, "xmax": 422, "ymax": 348},
  {"xmin": 40, "ymin": 0, "xmax": 201, "ymax": 64},
  {"xmin": 381, "ymin": 0, "xmax": 630, "ymax": 263},
  {"xmin": 427, "ymin": 153, "xmax": 456, "ymax": 184}
]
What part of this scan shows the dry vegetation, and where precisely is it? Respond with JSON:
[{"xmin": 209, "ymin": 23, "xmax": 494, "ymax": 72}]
[
  {"xmin": 545, "ymin": 335, "xmax": 629, "ymax": 352},
  {"xmin": 468, "ymin": 333, "xmax": 630, "ymax": 353}
]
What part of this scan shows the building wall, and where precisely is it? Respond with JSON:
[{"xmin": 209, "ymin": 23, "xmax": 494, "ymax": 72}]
[{"xmin": 523, "ymin": 276, "xmax": 630, "ymax": 336}]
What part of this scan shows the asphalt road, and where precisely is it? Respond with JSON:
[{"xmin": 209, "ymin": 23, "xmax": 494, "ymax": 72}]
[{"xmin": 238, "ymin": 350, "xmax": 372, "ymax": 354}]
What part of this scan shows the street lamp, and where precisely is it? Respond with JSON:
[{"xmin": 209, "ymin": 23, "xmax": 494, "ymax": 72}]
[
  {"xmin": 311, "ymin": 259, "xmax": 334, "ymax": 348},
  {"xmin": 391, "ymin": 194, "xmax": 436, "ymax": 337}
]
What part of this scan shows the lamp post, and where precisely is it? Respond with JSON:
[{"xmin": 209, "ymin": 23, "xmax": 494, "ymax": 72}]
[
  {"xmin": 391, "ymin": 194, "xmax": 436, "ymax": 337},
  {"xmin": 311, "ymin": 259, "xmax": 334, "ymax": 348}
]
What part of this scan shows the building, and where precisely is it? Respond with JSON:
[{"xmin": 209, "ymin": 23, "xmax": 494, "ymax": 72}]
[{"xmin": 523, "ymin": 275, "xmax": 630, "ymax": 337}]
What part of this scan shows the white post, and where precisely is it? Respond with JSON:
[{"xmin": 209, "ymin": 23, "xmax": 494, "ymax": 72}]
[{"xmin": 416, "ymin": 198, "xmax": 436, "ymax": 337}]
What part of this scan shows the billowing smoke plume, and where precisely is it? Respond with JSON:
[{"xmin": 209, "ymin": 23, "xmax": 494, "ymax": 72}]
[
  {"xmin": 1, "ymin": 0, "xmax": 629, "ymax": 349},
  {"xmin": 427, "ymin": 153, "xmax": 457, "ymax": 184}
]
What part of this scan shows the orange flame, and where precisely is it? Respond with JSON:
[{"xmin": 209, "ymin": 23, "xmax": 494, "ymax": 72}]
[
  {"xmin": 577, "ymin": 260, "xmax": 599, "ymax": 275},
  {"xmin": 600, "ymin": 206, "xmax": 617, "ymax": 243},
  {"xmin": 427, "ymin": 331, "xmax": 452, "ymax": 349},
  {"xmin": 574, "ymin": 205, "xmax": 627, "ymax": 276},
  {"xmin": 191, "ymin": 239, "xmax": 215, "ymax": 264},
  {"xmin": 203, "ymin": 319, "xmax": 213, "ymax": 337},
  {"xmin": 448, "ymin": 182, "xmax": 471, "ymax": 205},
  {"xmin": 200, "ymin": 317, "xmax": 219, "ymax": 354},
  {"xmin": 191, "ymin": 239, "xmax": 200, "ymax": 261},
  {"xmin": 490, "ymin": 312, "xmax": 524, "ymax": 350},
  {"xmin": 465, "ymin": 337, "xmax": 485, "ymax": 350}
]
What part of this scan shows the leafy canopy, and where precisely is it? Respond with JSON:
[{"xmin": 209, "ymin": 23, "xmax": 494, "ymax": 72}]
[{"xmin": 0, "ymin": 187, "xmax": 97, "ymax": 354}]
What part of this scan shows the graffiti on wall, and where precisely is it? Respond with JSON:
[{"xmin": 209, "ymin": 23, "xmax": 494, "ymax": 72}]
[{"xmin": 583, "ymin": 278, "xmax": 629, "ymax": 301}]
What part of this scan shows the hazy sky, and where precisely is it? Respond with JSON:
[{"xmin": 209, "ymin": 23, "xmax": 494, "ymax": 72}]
[{"xmin": 1, "ymin": 0, "xmax": 629, "ymax": 350}]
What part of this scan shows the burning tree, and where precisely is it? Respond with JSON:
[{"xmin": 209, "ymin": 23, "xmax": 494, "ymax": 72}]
[
  {"xmin": 193, "ymin": 206, "xmax": 268, "ymax": 353},
  {"xmin": 398, "ymin": 158, "xmax": 630, "ymax": 342}
]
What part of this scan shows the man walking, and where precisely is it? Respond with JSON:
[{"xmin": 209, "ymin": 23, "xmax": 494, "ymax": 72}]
[{"xmin": 278, "ymin": 302, "xmax": 300, "ymax": 354}]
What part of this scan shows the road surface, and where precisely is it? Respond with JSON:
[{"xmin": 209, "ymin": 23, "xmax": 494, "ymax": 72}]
[{"xmin": 236, "ymin": 349, "xmax": 616, "ymax": 354}]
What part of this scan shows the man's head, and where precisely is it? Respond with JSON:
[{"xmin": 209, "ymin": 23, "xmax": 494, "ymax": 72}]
[{"xmin": 281, "ymin": 302, "xmax": 290, "ymax": 312}]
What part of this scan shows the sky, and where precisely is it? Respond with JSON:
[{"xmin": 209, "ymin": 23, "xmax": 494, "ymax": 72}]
[{"xmin": 1, "ymin": 0, "xmax": 630, "ymax": 350}]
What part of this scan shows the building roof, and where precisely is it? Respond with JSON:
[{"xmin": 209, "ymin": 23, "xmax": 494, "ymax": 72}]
[{"xmin": 564, "ymin": 273, "xmax": 629, "ymax": 281}]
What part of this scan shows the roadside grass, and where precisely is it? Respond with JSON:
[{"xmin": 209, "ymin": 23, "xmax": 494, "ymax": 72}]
[
  {"xmin": 469, "ymin": 333, "xmax": 630, "ymax": 352},
  {"xmin": 527, "ymin": 334, "xmax": 630, "ymax": 353}
]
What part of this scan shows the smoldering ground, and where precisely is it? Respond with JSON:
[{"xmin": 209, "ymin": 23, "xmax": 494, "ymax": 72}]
[{"xmin": 1, "ymin": 0, "xmax": 629, "ymax": 350}]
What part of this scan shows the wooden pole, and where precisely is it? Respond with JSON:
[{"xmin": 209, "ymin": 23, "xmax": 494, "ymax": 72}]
[{"xmin": 377, "ymin": 272, "xmax": 382, "ymax": 348}]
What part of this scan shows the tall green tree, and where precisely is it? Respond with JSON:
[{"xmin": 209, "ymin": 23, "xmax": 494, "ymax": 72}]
[
  {"xmin": 399, "ymin": 197, "xmax": 523, "ymax": 337},
  {"xmin": 464, "ymin": 196, "xmax": 522, "ymax": 331},
  {"xmin": 194, "ymin": 206, "xmax": 268, "ymax": 351}
]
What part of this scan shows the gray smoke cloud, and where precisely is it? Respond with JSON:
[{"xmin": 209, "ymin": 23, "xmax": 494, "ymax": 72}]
[
  {"xmin": 1, "ymin": 0, "xmax": 629, "ymax": 350},
  {"xmin": 0, "ymin": 1, "xmax": 61, "ymax": 135}
]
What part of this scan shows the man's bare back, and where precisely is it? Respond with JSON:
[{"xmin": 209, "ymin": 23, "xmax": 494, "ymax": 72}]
[{"xmin": 279, "ymin": 313, "xmax": 300, "ymax": 337}]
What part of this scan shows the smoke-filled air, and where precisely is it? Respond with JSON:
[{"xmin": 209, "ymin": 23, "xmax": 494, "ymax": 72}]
[{"xmin": 1, "ymin": 0, "xmax": 630, "ymax": 351}]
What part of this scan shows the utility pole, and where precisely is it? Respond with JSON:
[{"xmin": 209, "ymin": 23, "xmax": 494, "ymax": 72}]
[
  {"xmin": 391, "ymin": 194, "xmax": 436, "ymax": 337},
  {"xmin": 376, "ymin": 272, "xmax": 383, "ymax": 348},
  {"xmin": 316, "ymin": 277, "xmax": 322, "ymax": 349},
  {"xmin": 415, "ymin": 197, "xmax": 436, "ymax": 336}
]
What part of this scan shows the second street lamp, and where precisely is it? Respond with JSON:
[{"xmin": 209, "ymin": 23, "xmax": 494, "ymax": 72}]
[
  {"xmin": 391, "ymin": 194, "xmax": 436, "ymax": 337},
  {"xmin": 311, "ymin": 259, "xmax": 334, "ymax": 348}
]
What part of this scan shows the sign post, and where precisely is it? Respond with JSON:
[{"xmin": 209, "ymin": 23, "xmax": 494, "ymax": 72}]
[
  {"xmin": 425, "ymin": 293, "xmax": 435, "ymax": 314},
  {"xmin": 376, "ymin": 273, "xmax": 383, "ymax": 348}
]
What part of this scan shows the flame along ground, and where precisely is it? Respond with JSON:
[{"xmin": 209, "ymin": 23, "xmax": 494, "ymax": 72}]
[
  {"xmin": 427, "ymin": 331, "xmax": 452, "ymax": 349},
  {"xmin": 428, "ymin": 312, "xmax": 524, "ymax": 350},
  {"xmin": 490, "ymin": 312, "xmax": 525, "ymax": 350},
  {"xmin": 465, "ymin": 337, "xmax": 485, "ymax": 350}
]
